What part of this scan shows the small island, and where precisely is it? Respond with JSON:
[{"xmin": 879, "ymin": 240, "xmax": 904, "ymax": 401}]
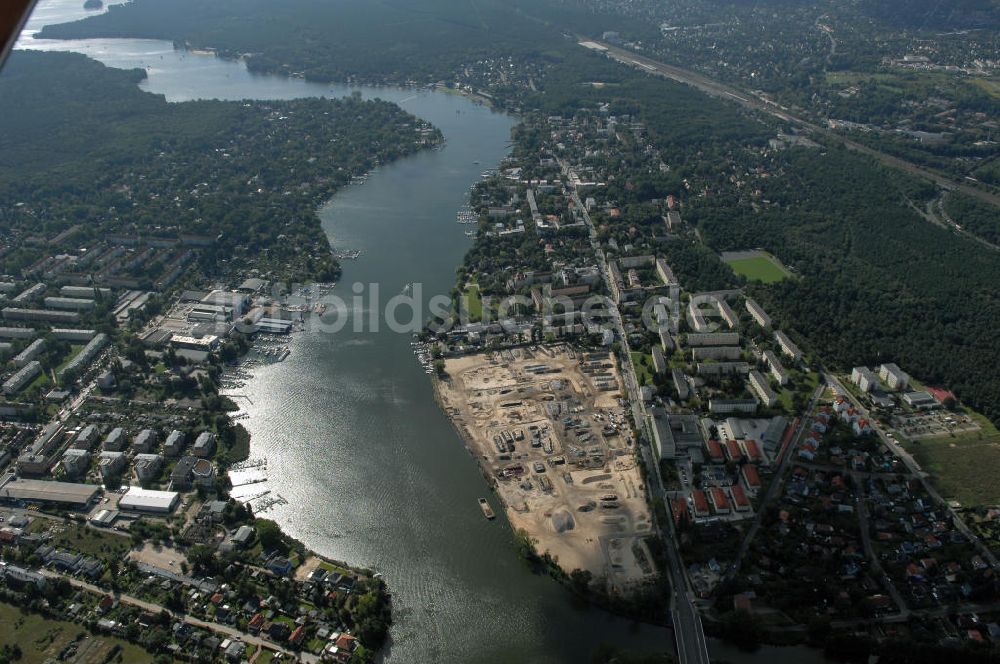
[{"xmin": 83, "ymin": 0, "xmax": 104, "ymax": 10}]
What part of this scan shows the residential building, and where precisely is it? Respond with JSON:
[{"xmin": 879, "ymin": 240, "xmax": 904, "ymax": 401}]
[
  {"xmin": 745, "ymin": 298, "xmax": 771, "ymax": 329},
  {"xmin": 98, "ymin": 451, "xmax": 126, "ymax": 480},
  {"xmin": 686, "ymin": 332, "xmax": 739, "ymax": 347},
  {"xmin": 651, "ymin": 346, "xmax": 667, "ymax": 375},
  {"xmin": 133, "ymin": 429, "xmax": 158, "ymax": 453},
  {"xmin": 134, "ymin": 453, "xmax": 163, "ymax": 482},
  {"xmin": 749, "ymin": 370, "xmax": 779, "ymax": 408},
  {"xmin": 879, "ymin": 363, "xmax": 910, "ymax": 390},
  {"xmin": 163, "ymin": 430, "xmax": 186, "ymax": 457},
  {"xmin": 710, "ymin": 487, "xmax": 731, "ymax": 514},
  {"xmin": 672, "ymin": 368, "xmax": 690, "ymax": 401},
  {"xmin": 709, "ymin": 399, "xmax": 759, "ymax": 414},
  {"xmin": 774, "ymin": 330, "xmax": 802, "ymax": 361},
  {"xmin": 851, "ymin": 366, "xmax": 880, "ymax": 393},
  {"xmin": 103, "ymin": 427, "xmax": 127, "ymax": 451},
  {"xmin": 763, "ymin": 350, "xmax": 789, "ymax": 386},
  {"xmin": 192, "ymin": 431, "xmax": 216, "ymax": 458}
]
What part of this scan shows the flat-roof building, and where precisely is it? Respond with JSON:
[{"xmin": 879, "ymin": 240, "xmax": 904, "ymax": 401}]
[
  {"xmin": 118, "ymin": 486, "xmax": 179, "ymax": 513},
  {"xmin": 0, "ymin": 327, "xmax": 36, "ymax": 340},
  {"xmin": 3, "ymin": 361, "xmax": 42, "ymax": 395},
  {"xmin": 12, "ymin": 338, "xmax": 45, "ymax": 368},
  {"xmin": 59, "ymin": 333, "xmax": 109, "ymax": 378},
  {"xmin": 45, "ymin": 297, "xmax": 96, "ymax": 311},
  {"xmin": 3, "ymin": 307, "xmax": 80, "ymax": 324},
  {"xmin": 133, "ymin": 429, "xmax": 158, "ymax": 453},
  {"xmin": 879, "ymin": 363, "xmax": 910, "ymax": 391},
  {"xmin": 709, "ymin": 399, "xmax": 758, "ymax": 414},
  {"xmin": 103, "ymin": 427, "xmax": 127, "ymax": 451},
  {"xmin": 749, "ymin": 371, "xmax": 779, "ymax": 408},
  {"xmin": 763, "ymin": 350, "xmax": 789, "ymax": 386},
  {"xmin": 163, "ymin": 430, "xmax": 186, "ymax": 457},
  {"xmin": 745, "ymin": 298, "xmax": 771, "ymax": 329},
  {"xmin": 687, "ymin": 332, "xmax": 740, "ymax": 347},
  {"xmin": 192, "ymin": 431, "xmax": 216, "ymax": 458},
  {"xmin": 51, "ymin": 328, "xmax": 97, "ymax": 342},
  {"xmin": 774, "ymin": 330, "xmax": 802, "ymax": 361},
  {"xmin": 0, "ymin": 478, "xmax": 100, "ymax": 508},
  {"xmin": 850, "ymin": 366, "xmax": 880, "ymax": 393}
]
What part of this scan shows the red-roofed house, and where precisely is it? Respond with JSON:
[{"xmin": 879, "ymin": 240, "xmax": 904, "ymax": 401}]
[
  {"xmin": 710, "ymin": 487, "xmax": 730, "ymax": 514},
  {"xmin": 706, "ymin": 439, "xmax": 724, "ymax": 463},
  {"xmin": 741, "ymin": 439, "xmax": 763, "ymax": 463},
  {"xmin": 724, "ymin": 439, "xmax": 743, "ymax": 462},
  {"xmin": 730, "ymin": 484, "xmax": 751, "ymax": 512},
  {"xmin": 289, "ymin": 625, "xmax": 306, "ymax": 646},
  {"xmin": 741, "ymin": 465, "xmax": 761, "ymax": 494},
  {"xmin": 691, "ymin": 490, "xmax": 710, "ymax": 518},
  {"xmin": 248, "ymin": 613, "xmax": 265, "ymax": 633}
]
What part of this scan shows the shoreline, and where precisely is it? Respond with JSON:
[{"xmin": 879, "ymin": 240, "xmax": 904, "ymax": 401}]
[{"xmin": 431, "ymin": 346, "xmax": 667, "ymax": 621}]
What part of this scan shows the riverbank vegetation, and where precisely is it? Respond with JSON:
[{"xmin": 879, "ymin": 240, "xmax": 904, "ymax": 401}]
[{"xmin": 0, "ymin": 50, "xmax": 441, "ymax": 283}]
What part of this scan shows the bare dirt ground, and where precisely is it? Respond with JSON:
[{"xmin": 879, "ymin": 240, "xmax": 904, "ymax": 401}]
[
  {"xmin": 129, "ymin": 542, "xmax": 187, "ymax": 570},
  {"xmin": 437, "ymin": 344, "xmax": 656, "ymax": 592}
]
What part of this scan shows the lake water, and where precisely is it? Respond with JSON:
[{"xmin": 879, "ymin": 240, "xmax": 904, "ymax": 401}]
[{"xmin": 13, "ymin": 2, "xmax": 837, "ymax": 662}]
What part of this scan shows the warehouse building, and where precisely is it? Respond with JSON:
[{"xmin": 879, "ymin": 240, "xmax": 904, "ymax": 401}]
[
  {"xmin": 118, "ymin": 486, "xmax": 179, "ymax": 513},
  {"xmin": 0, "ymin": 477, "xmax": 101, "ymax": 508}
]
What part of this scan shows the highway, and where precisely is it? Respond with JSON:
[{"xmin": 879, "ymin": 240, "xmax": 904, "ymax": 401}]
[
  {"xmin": 584, "ymin": 40, "xmax": 1000, "ymax": 218},
  {"xmin": 564, "ymin": 164, "xmax": 711, "ymax": 664}
]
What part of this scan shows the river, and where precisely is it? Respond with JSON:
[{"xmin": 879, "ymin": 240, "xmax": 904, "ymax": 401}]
[{"xmin": 15, "ymin": 2, "xmax": 837, "ymax": 662}]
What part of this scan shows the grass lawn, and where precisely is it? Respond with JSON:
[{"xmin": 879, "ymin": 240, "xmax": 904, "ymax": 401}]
[
  {"xmin": 0, "ymin": 602, "xmax": 153, "ymax": 664},
  {"xmin": 725, "ymin": 254, "xmax": 790, "ymax": 284},
  {"xmin": 28, "ymin": 520, "xmax": 132, "ymax": 562},
  {"xmin": 630, "ymin": 351, "xmax": 654, "ymax": 387},
  {"xmin": 462, "ymin": 283, "xmax": 483, "ymax": 322},
  {"xmin": 905, "ymin": 412, "xmax": 1000, "ymax": 506}
]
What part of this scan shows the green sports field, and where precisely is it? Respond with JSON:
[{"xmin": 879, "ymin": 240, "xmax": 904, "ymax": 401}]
[{"xmin": 725, "ymin": 255, "xmax": 790, "ymax": 284}]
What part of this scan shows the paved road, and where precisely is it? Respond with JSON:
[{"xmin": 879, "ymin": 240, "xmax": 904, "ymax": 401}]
[
  {"xmin": 564, "ymin": 166, "xmax": 710, "ymax": 664},
  {"xmin": 586, "ymin": 40, "xmax": 1000, "ymax": 218},
  {"xmin": 853, "ymin": 471, "xmax": 910, "ymax": 618}
]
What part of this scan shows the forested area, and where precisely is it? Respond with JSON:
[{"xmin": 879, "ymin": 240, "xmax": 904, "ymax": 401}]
[
  {"xmin": 944, "ymin": 190, "xmax": 1000, "ymax": 244},
  {"xmin": 691, "ymin": 144, "xmax": 1000, "ymax": 426},
  {"xmin": 36, "ymin": 0, "xmax": 634, "ymax": 89},
  {"xmin": 0, "ymin": 51, "xmax": 440, "ymax": 281}
]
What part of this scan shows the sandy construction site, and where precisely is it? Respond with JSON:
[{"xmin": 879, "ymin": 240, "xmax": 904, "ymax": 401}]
[{"xmin": 437, "ymin": 344, "xmax": 656, "ymax": 591}]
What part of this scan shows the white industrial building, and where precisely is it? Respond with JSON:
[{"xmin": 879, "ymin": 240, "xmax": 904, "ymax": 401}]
[{"xmin": 118, "ymin": 486, "xmax": 180, "ymax": 513}]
